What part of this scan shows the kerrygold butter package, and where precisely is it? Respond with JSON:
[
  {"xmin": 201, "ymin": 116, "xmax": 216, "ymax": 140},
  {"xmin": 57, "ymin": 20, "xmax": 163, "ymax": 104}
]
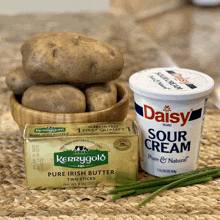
[{"xmin": 24, "ymin": 121, "xmax": 139, "ymax": 189}]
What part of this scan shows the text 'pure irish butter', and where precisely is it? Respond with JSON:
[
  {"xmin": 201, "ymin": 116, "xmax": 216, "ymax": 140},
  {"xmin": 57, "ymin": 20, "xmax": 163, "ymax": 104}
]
[{"xmin": 23, "ymin": 121, "xmax": 139, "ymax": 189}]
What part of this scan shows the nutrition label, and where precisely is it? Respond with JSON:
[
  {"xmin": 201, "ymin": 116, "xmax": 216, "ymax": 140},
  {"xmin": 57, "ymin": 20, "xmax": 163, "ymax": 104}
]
[{"xmin": 31, "ymin": 145, "xmax": 44, "ymax": 170}]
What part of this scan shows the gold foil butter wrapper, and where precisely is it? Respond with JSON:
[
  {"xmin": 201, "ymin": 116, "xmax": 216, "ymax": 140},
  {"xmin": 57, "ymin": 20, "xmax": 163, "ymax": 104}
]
[{"xmin": 24, "ymin": 121, "xmax": 139, "ymax": 189}]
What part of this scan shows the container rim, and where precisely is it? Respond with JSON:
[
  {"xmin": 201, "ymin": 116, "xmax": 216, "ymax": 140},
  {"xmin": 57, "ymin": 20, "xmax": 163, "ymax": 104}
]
[{"xmin": 129, "ymin": 67, "xmax": 215, "ymax": 101}]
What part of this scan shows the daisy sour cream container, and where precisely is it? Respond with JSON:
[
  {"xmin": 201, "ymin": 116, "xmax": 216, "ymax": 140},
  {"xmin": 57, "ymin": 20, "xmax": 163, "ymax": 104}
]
[{"xmin": 129, "ymin": 67, "xmax": 214, "ymax": 177}]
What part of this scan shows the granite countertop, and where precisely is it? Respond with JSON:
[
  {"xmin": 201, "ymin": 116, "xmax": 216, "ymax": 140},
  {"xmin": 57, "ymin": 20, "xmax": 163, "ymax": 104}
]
[{"xmin": 139, "ymin": 5, "xmax": 220, "ymax": 78}]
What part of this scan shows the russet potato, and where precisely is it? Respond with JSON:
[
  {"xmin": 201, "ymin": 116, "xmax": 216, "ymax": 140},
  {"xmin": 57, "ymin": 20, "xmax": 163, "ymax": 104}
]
[
  {"xmin": 5, "ymin": 66, "xmax": 36, "ymax": 95},
  {"xmin": 85, "ymin": 82, "xmax": 117, "ymax": 111},
  {"xmin": 21, "ymin": 32, "xmax": 124, "ymax": 84},
  {"xmin": 22, "ymin": 84, "xmax": 86, "ymax": 113}
]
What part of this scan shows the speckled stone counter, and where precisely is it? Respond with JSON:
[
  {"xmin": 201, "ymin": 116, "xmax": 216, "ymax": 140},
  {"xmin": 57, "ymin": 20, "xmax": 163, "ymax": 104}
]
[
  {"xmin": 139, "ymin": 5, "xmax": 220, "ymax": 109},
  {"xmin": 139, "ymin": 5, "xmax": 220, "ymax": 81}
]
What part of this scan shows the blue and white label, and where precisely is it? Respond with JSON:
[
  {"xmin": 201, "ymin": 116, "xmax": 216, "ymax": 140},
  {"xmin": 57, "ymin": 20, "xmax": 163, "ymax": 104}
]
[{"xmin": 134, "ymin": 94, "xmax": 207, "ymax": 177}]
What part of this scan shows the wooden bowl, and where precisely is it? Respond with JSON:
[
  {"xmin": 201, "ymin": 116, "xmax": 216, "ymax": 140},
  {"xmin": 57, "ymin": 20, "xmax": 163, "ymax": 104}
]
[{"xmin": 10, "ymin": 83, "xmax": 129, "ymax": 133}]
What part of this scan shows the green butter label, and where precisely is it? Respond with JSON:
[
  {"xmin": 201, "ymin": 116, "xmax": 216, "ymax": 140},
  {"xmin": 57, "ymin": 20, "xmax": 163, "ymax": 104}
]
[
  {"xmin": 54, "ymin": 148, "xmax": 108, "ymax": 168},
  {"xmin": 34, "ymin": 127, "xmax": 66, "ymax": 133}
]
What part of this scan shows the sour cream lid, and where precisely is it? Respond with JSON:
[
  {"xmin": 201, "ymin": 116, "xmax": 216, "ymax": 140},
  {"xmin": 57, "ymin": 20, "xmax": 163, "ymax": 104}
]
[{"xmin": 129, "ymin": 67, "xmax": 214, "ymax": 100}]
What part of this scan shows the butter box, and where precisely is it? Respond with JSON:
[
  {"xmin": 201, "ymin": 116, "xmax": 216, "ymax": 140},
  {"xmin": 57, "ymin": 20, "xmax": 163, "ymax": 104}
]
[{"xmin": 24, "ymin": 121, "xmax": 139, "ymax": 189}]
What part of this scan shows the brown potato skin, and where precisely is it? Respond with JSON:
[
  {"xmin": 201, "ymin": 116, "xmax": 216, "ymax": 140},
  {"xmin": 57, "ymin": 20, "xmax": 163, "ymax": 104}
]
[
  {"xmin": 5, "ymin": 66, "xmax": 36, "ymax": 95},
  {"xmin": 85, "ymin": 82, "xmax": 117, "ymax": 111},
  {"xmin": 21, "ymin": 32, "xmax": 124, "ymax": 84},
  {"xmin": 22, "ymin": 84, "xmax": 86, "ymax": 113}
]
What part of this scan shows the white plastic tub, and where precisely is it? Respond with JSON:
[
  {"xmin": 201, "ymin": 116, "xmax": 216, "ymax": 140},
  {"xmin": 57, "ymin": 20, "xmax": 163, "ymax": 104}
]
[{"xmin": 129, "ymin": 67, "xmax": 214, "ymax": 177}]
